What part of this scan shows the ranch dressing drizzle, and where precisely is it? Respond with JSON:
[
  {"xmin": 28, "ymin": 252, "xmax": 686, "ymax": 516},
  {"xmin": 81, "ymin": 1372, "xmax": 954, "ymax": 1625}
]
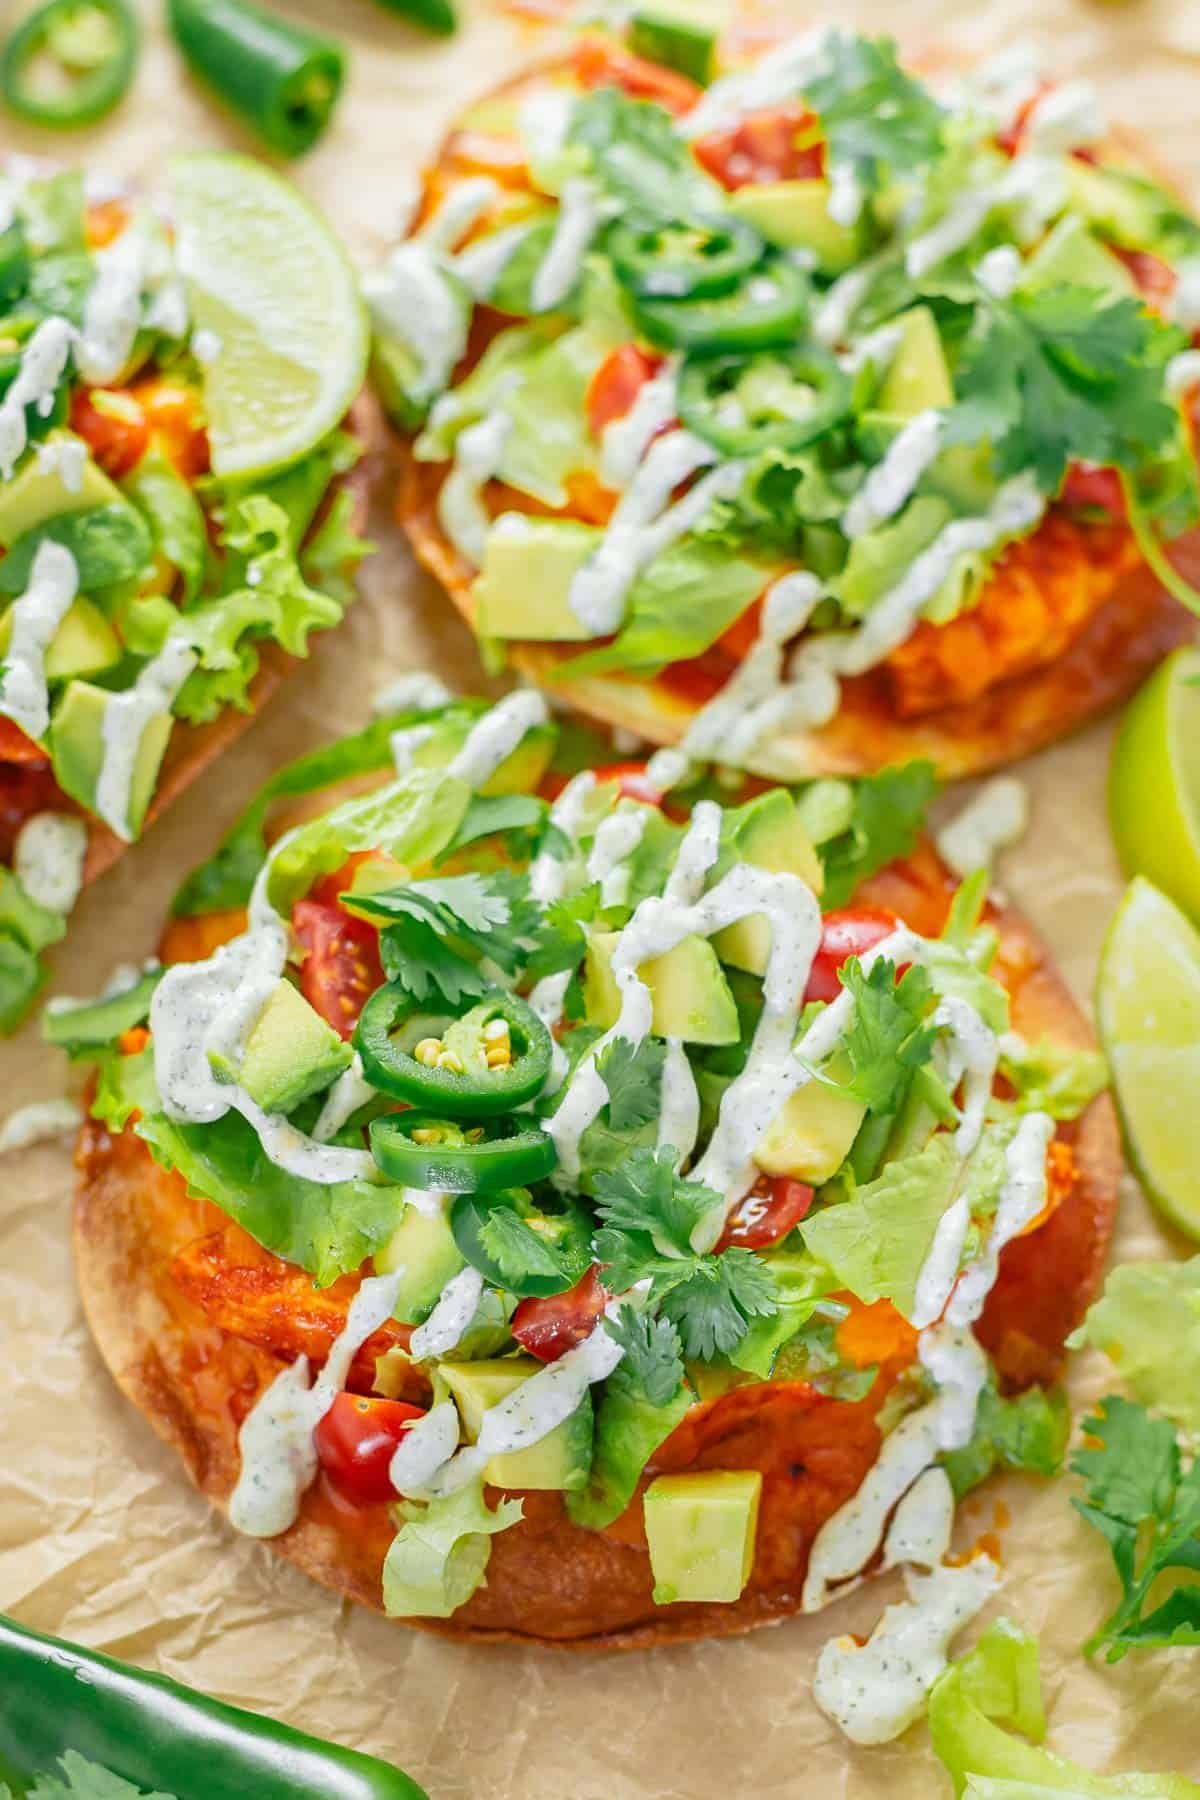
[
  {"xmin": 586, "ymin": 801, "xmax": 648, "ymax": 907},
  {"xmin": 452, "ymin": 222, "xmax": 535, "ymax": 300},
  {"xmin": 236, "ymin": 1094, "xmax": 379, "ymax": 1184},
  {"xmin": 0, "ymin": 1097, "xmax": 80, "ymax": 1153},
  {"xmin": 230, "ymin": 1270, "xmax": 404, "ymax": 1538},
  {"xmin": 437, "ymin": 410, "xmax": 512, "ymax": 565},
  {"xmin": 658, "ymin": 1037, "xmax": 700, "ymax": 1163},
  {"xmin": 936, "ymin": 995, "xmax": 999, "ymax": 1158},
  {"xmin": 599, "ymin": 358, "xmax": 680, "ymax": 489},
  {"xmin": 905, "ymin": 154, "xmax": 1066, "ymax": 279},
  {"xmin": 448, "ymin": 688, "xmax": 548, "ymax": 788},
  {"xmin": 1166, "ymin": 349, "xmax": 1200, "ymax": 399},
  {"xmin": 881, "ymin": 1465, "xmax": 956, "ymax": 1571},
  {"xmin": 843, "ymin": 410, "xmax": 943, "ymax": 539},
  {"xmin": 78, "ymin": 217, "xmax": 152, "ymax": 383},
  {"xmin": 567, "ymin": 429, "xmax": 726, "ymax": 635},
  {"xmin": 838, "ymin": 320, "xmax": 904, "ymax": 376},
  {"xmin": 389, "ymin": 1399, "xmax": 462, "ymax": 1495},
  {"xmin": 389, "ymin": 723, "xmax": 435, "ymax": 774},
  {"xmin": 946, "ymin": 1110, "xmax": 1053, "ymax": 1325},
  {"xmin": 420, "ymin": 177, "xmax": 500, "ymax": 252},
  {"xmin": 936, "ymin": 776, "xmax": 1029, "ymax": 876},
  {"xmin": 530, "ymin": 177, "xmax": 605, "ymax": 312},
  {"xmin": 409, "ymin": 1265, "xmax": 485, "ymax": 1360},
  {"xmin": 373, "ymin": 670, "xmax": 454, "ymax": 716},
  {"xmin": 1171, "ymin": 260, "xmax": 1200, "ymax": 332},
  {"xmin": 974, "ymin": 244, "xmax": 1024, "ymax": 299},
  {"xmin": 13, "ymin": 811, "xmax": 87, "ymax": 914},
  {"xmin": 682, "ymin": 571, "xmax": 824, "ymax": 765},
  {"xmin": 814, "ymin": 251, "xmax": 892, "ymax": 348},
  {"xmin": 828, "ymin": 160, "xmax": 865, "ymax": 229},
  {"xmin": 1022, "ymin": 79, "xmax": 1106, "ymax": 155},
  {"xmin": 678, "ymin": 26, "xmax": 833, "ymax": 140},
  {"xmin": 909, "ymin": 1179, "xmax": 972, "ymax": 1332},
  {"xmin": 643, "ymin": 746, "xmax": 693, "ymax": 794},
  {"xmin": 312, "ymin": 1052, "xmax": 375, "ymax": 1142},
  {"xmin": 529, "ymin": 770, "xmax": 597, "ymax": 904},
  {"xmin": 363, "ymin": 242, "xmax": 469, "ymax": 402},
  {"xmin": 35, "ymin": 436, "xmax": 87, "ymax": 493},
  {"xmin": 0, "ymin": 541, "xmax": 79, "ymax": 739},
  {"xmin": 95, "ymin": 637, "xmax": 197, "ymax": 840}
]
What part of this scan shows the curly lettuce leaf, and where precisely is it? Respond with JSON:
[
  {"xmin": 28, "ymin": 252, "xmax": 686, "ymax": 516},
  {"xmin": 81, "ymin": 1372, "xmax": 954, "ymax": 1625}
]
[
  {"xmin": 801, "ymin": 1135, "xmax": 960, "ymax": 1319},
  {"xmin": 996, "ymin": 1033, "xmax": 1107, "ymax": 1122},
  {"xmin": 1069, "ymin": 1259, "xmax": 1200, "ymax": 1439}
]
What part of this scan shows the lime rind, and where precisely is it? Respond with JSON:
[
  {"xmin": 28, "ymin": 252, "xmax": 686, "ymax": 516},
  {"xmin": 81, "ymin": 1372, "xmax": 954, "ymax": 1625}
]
[{"xmin": 1109, "ymin": 645, "xmax": 1200, "ymax": 923}]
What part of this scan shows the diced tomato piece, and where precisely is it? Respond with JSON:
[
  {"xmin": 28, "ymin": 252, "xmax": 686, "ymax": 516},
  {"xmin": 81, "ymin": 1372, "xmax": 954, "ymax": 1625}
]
[
  {"xmin": 310, "ymin": 852, "xmax": 382, "ymax": 910},
  {"xmin": 572, "ymin": 35, "xmax": 702, "ymax": 114},
  {"xmin": 0, "ymin": 762, "xmax": 60, "ymax": 861},
  {"xmin": 1110, "ymin": 245, "xmax": 1177, "ymax": 308},
  {"xmin": 586, "ymin": 345, "xmax": 663, "ymax": 440},
  {"xmin": 512, "ymin": 1266, "xmax": 608, "ymax": 1362},
  {"xmin": 717, "ymin": 596, "xmax": 765, "ymax": 662},
  {"xmin": 69, "ymin": 388, "xmax": 150, "ymax": 480},
  {"xmin": 657, "ymin": 650, "xmax": 729, "ymax": 707},
  {"xmin": 719, "ymin": 1176, "xmax": 814, "ymax": 1251},
  {"xmin": 0, "ymin": 717, "xmax": 50, "ymax": 766},
  {"xmin": 591, "ymin": 760, "xmax": 666, "ymax": 806},
  {"xmin": 1059, "ymin": 461, "xmax": 1127, "ymax": 519},
  {"xmin": 804, "ymin": 906, "xmax": 902, "ymax": 1004},
  {"xmin": 292, "ymin": 899, "xmax": 384, "ymax": 1040},
  {"xmin": 693, "ymin": 105, "xmax": 824, "ymax": 191},
  {"xmin": 314, "ymin": 1394, "xmax": 425, "ymax": 1503},
  {"xmin": 131, "ymin": 378, "xmax": 210, "ymax": 479}
]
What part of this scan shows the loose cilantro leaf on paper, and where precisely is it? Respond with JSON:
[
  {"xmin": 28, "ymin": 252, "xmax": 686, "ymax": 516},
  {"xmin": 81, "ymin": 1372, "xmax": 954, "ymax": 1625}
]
[
  {"xmin": 816, "ymin": 761, "xmax": 938, "ymax": 909},
  {"xmin": 832, "ymin": 956, "xmax": 936, "ymax": 1113},
  {"xmin": 807, "ymin": 33, "xmax": 945, "ymax": 201},
  {"xmin": 1071, "ymin": 1394, "xmax": 1200, "ymax": 1661},
  {"xmin": 604, "ymin": 1304, "xmax": 686, "ymax": 1406},
  {"xmin": 948, "ymin": 284, "xmax": 1188, "ymax": 494},
  {"xmin": 596, "ymin": 1036, "xmax": 667, "ymax": 1132}
]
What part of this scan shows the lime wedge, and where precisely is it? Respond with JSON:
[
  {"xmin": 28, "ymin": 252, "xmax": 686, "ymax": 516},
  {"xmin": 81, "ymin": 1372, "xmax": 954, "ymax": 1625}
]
[
  {"xmin": 169, "ymin": 152, "xmax": 368, "ymax": 480},
  {"xmin": 1109, "ymin": 645, "xmax": 1200, "ymax": 921},
  {"xmin": 1096, "ymin": 876, "xmax": 1200, "ymax": 1238}
]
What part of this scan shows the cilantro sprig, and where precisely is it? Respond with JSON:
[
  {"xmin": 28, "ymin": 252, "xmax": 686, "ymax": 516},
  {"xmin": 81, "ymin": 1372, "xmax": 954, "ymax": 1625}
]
[
  {"xmin": 350, "ymin": 871, "xmax": 540, "ymax": 1007},
  {"xmin": 1071, "ymin": 1395, "xmax": 1200, "ymax": 1661},
  {"xmin": 806, "ymin": 33, "xmax": 946, "ymax": 206},
  {"xmin": 604, "ymin": 1305, "xmax": 686, "ymax": 1406},
  {"xmin": 832, "ymin": 956, "xmax": 936, "ymax": 1114},
  {"xmin": 815, "ymin": 762, "xmax": 938, "ymax": 910}
]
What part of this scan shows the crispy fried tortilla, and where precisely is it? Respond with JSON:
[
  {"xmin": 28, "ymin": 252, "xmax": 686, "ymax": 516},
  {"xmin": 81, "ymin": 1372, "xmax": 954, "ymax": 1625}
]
[{"xmin": 73, "ymin": 849, "xmax": 1120, "ymax": 1648}]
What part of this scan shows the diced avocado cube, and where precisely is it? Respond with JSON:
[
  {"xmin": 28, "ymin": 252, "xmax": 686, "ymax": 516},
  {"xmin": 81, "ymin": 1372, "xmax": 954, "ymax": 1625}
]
[
  {"xmin": 727, "ymin": 179, "xmax": 865, "ymax": 274},
  {"xmin": 711, "ymin": 790, "xmax": 823, "ymax": 978},
  {"xmin": 376, "ymin": 1201, "xmax": 467, "ymax": 1325},
  {"xmin": 754, "ymin": 1057, "xmax": 866, "ymax": 1183},
  {"xmin": 212, "ymin": 977, "xmax": 352, "ymax": 1114},
  {"xmin": 644, "ymin": 1469, "xmax": 762, "ymax": 1604},
  {"xmin": 1022, "ymin": 213, "xmax": 1137, "ymax": 302},
  {"xmin": 477, "ymin": 720, "xmax": 557, "ymax": 798},
  {"xmin": 0, "ymin": 865, "xmax": 66, "ymax": 953},
  {"xmin": 49, "ymin": 679, "xmax": 174, "ymax": 839},
  {"xmin": 1064, "ymin": 159, "xmax": 1166, "ymax": 252},
  {"xmin": 440, "ymin": 1357, "xmax": 594, "ymax": 1492},
  {"xmin": 0, "ymin": 431, "xmax": 122, "ymax": 548},
  {"xmin": 628, "ymin": 6, "xmax": 717, "ymax": 85},
  {"xmin": 473, "ymin": 514, "xmax": 602, "ymax": 642},
  {"xmin": 876, "ymin": 306, "xmax": 954, "ymax": 417},
  {"xmin": 0, "ymin": 595, "xmax": 120, "ymax": 682},
  {"xmin": 584, "ymin": 930, "xmax": 739, "ymax": 1045}
]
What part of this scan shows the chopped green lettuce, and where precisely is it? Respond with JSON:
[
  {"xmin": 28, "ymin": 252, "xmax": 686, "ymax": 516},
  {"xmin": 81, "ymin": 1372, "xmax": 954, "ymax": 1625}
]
[
  {"xmin": 414, "ymin": 322, "xmax": 561, "ymax": 462},
  {"xmin": 996, "ymin": 1035, "xmax": 1107, "ymax": 1122},
  {"xmin": 1070, "ymin": 1258, "xmax": 1200, "ymax": 1438},
  {"xmin": 567, "ymin": 1357, "xmax": 691, "ymax": 1531},
  {"xmin": 123, "ymin": 446, "xmax": 207, "ymax": 604},
  {"xmin": 382, "ymin": 1480, "xmax": 522, "ymax": 1618},
  {"xmin": 833, "ymin": 495, "xmax": 950, "ymax": 619},
  {"xmin": 941, "ymin": 1382, "xmax": 1070, "ymax": 1499},
  {"xmin": 815, "ymin": 761, "xmax": 938, "ymax": 909},
  {"xmin": 495, "ymin": 326, "xmax": 612, "ymax": 508},
  {"xmin": 801, "ymin": 1135, "xmax": 960, "ymax": 1319}
]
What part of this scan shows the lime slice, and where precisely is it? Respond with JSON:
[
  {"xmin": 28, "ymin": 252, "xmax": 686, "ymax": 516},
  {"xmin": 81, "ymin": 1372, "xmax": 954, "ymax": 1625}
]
[
  {"xmin": 1109, "ymin": 645, "xmax": 1200, "ymax": 921},
  {"xmin": 1096, "ymin": 876, "xmax": 1200, "ymax": 1238},
  {"xmin": 169, "ymin": 152, "xmax": 368, "ymax": 480}
]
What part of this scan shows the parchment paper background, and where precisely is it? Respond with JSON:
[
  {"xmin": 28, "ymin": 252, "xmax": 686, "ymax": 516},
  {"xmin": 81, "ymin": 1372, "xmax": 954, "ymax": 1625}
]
[{"xmin": 2, "ymin": 1, "xmax": 1200, "ymax": 1791}]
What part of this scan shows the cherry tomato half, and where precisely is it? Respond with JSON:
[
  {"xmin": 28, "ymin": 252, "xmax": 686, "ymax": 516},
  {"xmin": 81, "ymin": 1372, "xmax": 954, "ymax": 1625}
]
[
  {"xmin": 69, "ymin": 387, "xmax": 149, "ymax": 480},
  {"xmin": 293, "ymin": 898, "xmax": 385, "ymax": 1040},
  {"xmin": 693, "ymin": 105, "xmax": 824, "ymax": 192},
  {"xmin": 314, "ymin": 1394, "xmax": 424, "ymax": 1504},
  {"xmin": 804, "ymin": 906, "xmax": 901, "ymax": 1004},
  {"xmin": 719, "ymin": 1176, "xmax": 814, "ymax": 1251},
  {"xmin": 1059, "ymin": 461, "xmax": 1127, "ymax": 519},
  {"xmin": 512, "ymin": 1265, "xmax": 607, "ymax": 1363},
  {"xmin": 0, "ymin": 717, "xmax": 50, "ymax": 766},
  {"xmin": 586, "ymin": 344, "xmax": 663, "ymax": 440}
]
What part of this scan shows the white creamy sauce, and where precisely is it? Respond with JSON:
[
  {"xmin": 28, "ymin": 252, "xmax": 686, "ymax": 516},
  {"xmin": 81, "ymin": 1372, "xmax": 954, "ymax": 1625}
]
[
  {"xmin": 229, "ymin": 1270, "xmax": 404, "ymax": 1538},
  {"xmin": 237, "ymin": 1092, "xmax": 379, "ymax": 1184},
  {"xmin": 373, "ymin": 670, "xmax": 454, "ymax": 717},
  {"xmin": 46, "ymin": 958, "xmax": 157, "ymax": 1016},
  {"xmin": 567, "ymin": 429, "xmax": 726, "ymax": 636},
  {"xmin": 944, "ymin": 43, "xmax": 1041, "ymax": 134},
  {"xmin": 813, "ymin": 1554, "xmax": 1000, "ymax": 1746},
  {"xmin": 420, "ymin": 177, "xmax": 500, "ymax": 253},
  {"xmin": 530, "ymin": 969, "xmax": 573, "ymax": 1093},
  {"xmin": 409, "ymin": 1265, "xmax": 485, "ymax": 1359},
  {"xmin": 448, "ymin": 688, "xmax": 549, "ymax": 788},
  {"xmin": 909, "ymin": 1182, "xmax": 972, "ymax": 1332},
  {"xmin": 682, "ymin": 571, "xmax": 825, "ymax": 764},
  {"xmin": 814, "ymin": 252, "xmax": 892, "ymax": 348},
  {"xmin": 78, "ymin": 220, "xmax": 152, "ymax": 384},
  {"xmin": 389, "ymin": 1399, "xmax": 461, "ymax": 1496},
  {"xmin": 438, "ymin": 410, "xmax": 512, "ymax": 565},
  {"xmin": 529, "ymin": 769, "xmax": 597, "ymax": 904},
  {"xmin": 531, "ymin": 177, "xmax": 604, "ymax": 312},
  {"xmin": 643, "ymin": 747, "xmax": 692, "ymax": 794},
  {"xmin": 145, "ymin": 275, "xmax": 188, "ymax": 342},
  {"xmin": 936, "ymin": 994, "xmax": 1000, "ymax": 1157},
  {"xmin": 881, "ymin": 1466, "xmax": 955, "ymax": 1571},
  {"xmin": 476, "ymin": 1309, "xmax": 624, "ymax": 1456},
  {"xmin": 363, "ymin": 241, "xmax": 469, "ymax": 401},
  {"xmin": 838, "ymin": 321, "xmax": 904, "ymax": 376},
  {"xmin": 828, "ymin": 159, "xmax": 865, "ymax": 228},
  {"xmin": 974, "ymin": 244, "xmax": 1024, "ymax": 299},
  {"xmin": 936, "ymin": 776, "xmax": 1029, "ymax": 877},
  {"xmin": 452, "ymin": 222, "xmax": 534, "ymax": 300},
  {"xmin": 0, "ymin": 1097, "xmax": 80, "ymax": 1153},
  {"xmin": 389, "ymin": 722, "xmax": 435, "ymax": 773},
  {"xmin": 657, "ymin": 1037, "xmax": 700, "ymax": 1162},
  {"xmin": 946, "ymin": 1110, "xmax": 1053, "ymax": 1325},
  {"xmin": 34, "ymin": 436, "xmax": 87, "ymax": 493},
  {"xmin": 13, "ymin": 811, "xmax": 87, "ymax": 914},
  {"xmin": 586, "ymin": 801, "xmax": 648, "ymax": 906},
  {"xmin": 312, "ymin": 1053, "xmax": 376, "ymax": 1143},
  {"xmin": 906, "ymin": 155, "xmax": 1067, "ymax": 278},
  {"xmin": 843, "ymin": 410, "xmax": 943, "ymax": 540},
  {"xmin": 600, "ymin": 359, "xmax": 680, "ymax": 489},
  {"xmin": 1166, "ymin": 349, "xmax": 1200, "ymax": 399},
  {"xmin": 518, "ymin": 88, "xmax": 576, "ymax": 186},
  {"xmin": 1171, "ymin": 259, "xmax": 1200, "ymax": 332},
  {"xmin": 95, "ymin": 637, "xmax": 196, "ymax": 841},
  {"xmin": 678, "ymin": 26, "xmax": 833, "ymax": 140},
  {"xmin": 1022, "ymin": 79, "xmax": 1106, "ymax": 156},
  {"xmin": 191, "ymin": 327, "xmax": 221, "ymax": 365},
  {"xmin": 0, "ymin": 540, "xmax": 79, "ymax": 740}
]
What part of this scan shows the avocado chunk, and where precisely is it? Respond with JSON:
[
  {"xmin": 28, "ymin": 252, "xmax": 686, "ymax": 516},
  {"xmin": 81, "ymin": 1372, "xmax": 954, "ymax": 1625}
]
[
  {"xmin": 1064, "ymin": 159, "xmax": 1168, "ymax": 252},
  {"xmin": 440, "ymin": 1356, "xmax": 594, "ymax": 1491},
  {"xmin": 376, "ymin": 1201, "xmax": 467, "ymax": 1325},
  {"xmin": 754, "ymin": 1056, "xmax": 866, "ymax": 1183},
  {"xmin": 473, "ymin": 514, "xmax": 602, "ymax": 642},
  {"xmin": 1022, "ymin": 213, "xmax": 1136, "ymax": 302},
  {"xmin": 644, "ymin": 1469, "xmax": 762, "ymax": 1603},
  {"xmin": 211, "ymin": 978, "xmax": 353, "ymax": 1113},
  {"xmin": 0, "ymin": 431, "xmax": 123, "ymax": 549},
  {"xmin": 49, "ymin": 679, "xmax": 174, "ymax": 839},
  {"xmin": 628, "ymin": 5, "xmax": 718, "ymax": 84},
  {"xmin": 711, "ymin": 790, "xmax": 823, "ymax": 977},
  {"xmin": 585, "ymin": 930, "xmax": 739, "ymax": 1045},
  {"xmin": 0, "ymin": 595, "xmax": 120, "ymax": 682},
  {"xmin": 727, "ymin": 179, "xmax": 864, "ymax": 274},
  {"xmin": 476, "ymin": 720, "xmax": 557, "ymax": 798},
  {"xmin": 876, "ymin": 306, "xmax": 954, "ymax": 416}
]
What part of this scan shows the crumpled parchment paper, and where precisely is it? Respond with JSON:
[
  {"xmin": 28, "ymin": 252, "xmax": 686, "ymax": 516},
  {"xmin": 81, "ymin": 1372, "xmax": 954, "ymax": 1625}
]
[{"xmin": 1, "ymin": 1, "xmax": 1199, "ymax": 1791}]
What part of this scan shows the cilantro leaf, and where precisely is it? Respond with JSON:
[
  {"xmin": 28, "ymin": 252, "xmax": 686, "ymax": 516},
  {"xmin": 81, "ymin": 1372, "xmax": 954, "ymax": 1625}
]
[
  {"xmin": 592, "ymin": 1145, "xmax": 719, "ymax": 1258},
  {"xmin": 525, "ymin": 882, "xmax": 624, "ymax": 983},
  {"xmin": 364, "ymin": 873, "xmax": 513, "ymax": 935},
  {"xmin": 476, "ymin": 1206, "xmax": 577, "ymax": 1289},
  {"xmin": 1071, "ymin": 1395, "xmax": 1200, "ymax": 1660},
  {"xmin": 379, "ymin": 916, "xmax": 491, "ymax": 1008},
  {"xmin": 817, "ymin": 761, "xmax": 938, "ymax": 909},
  {"xmin": 604, "ymin": 1304, "xmax": 686, "ymax": 1406},
  {"xmin": 833, "ymin": 956, "xmax": 936, "ymax": 1114},
  {"xmin": 806, "ymin": 33, "xmax": 945, "ymax": 201},
  {"xmin": 596, "ymin": 1036, "xmax": 667, "ymax": 1132},
  {"xmin": 659, "ymin": 1248, "xmax": 780, "ymax": 1361},
  {"xmin": 442, "ymin": 792, "xmax": 546, "ymax": 857}
]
